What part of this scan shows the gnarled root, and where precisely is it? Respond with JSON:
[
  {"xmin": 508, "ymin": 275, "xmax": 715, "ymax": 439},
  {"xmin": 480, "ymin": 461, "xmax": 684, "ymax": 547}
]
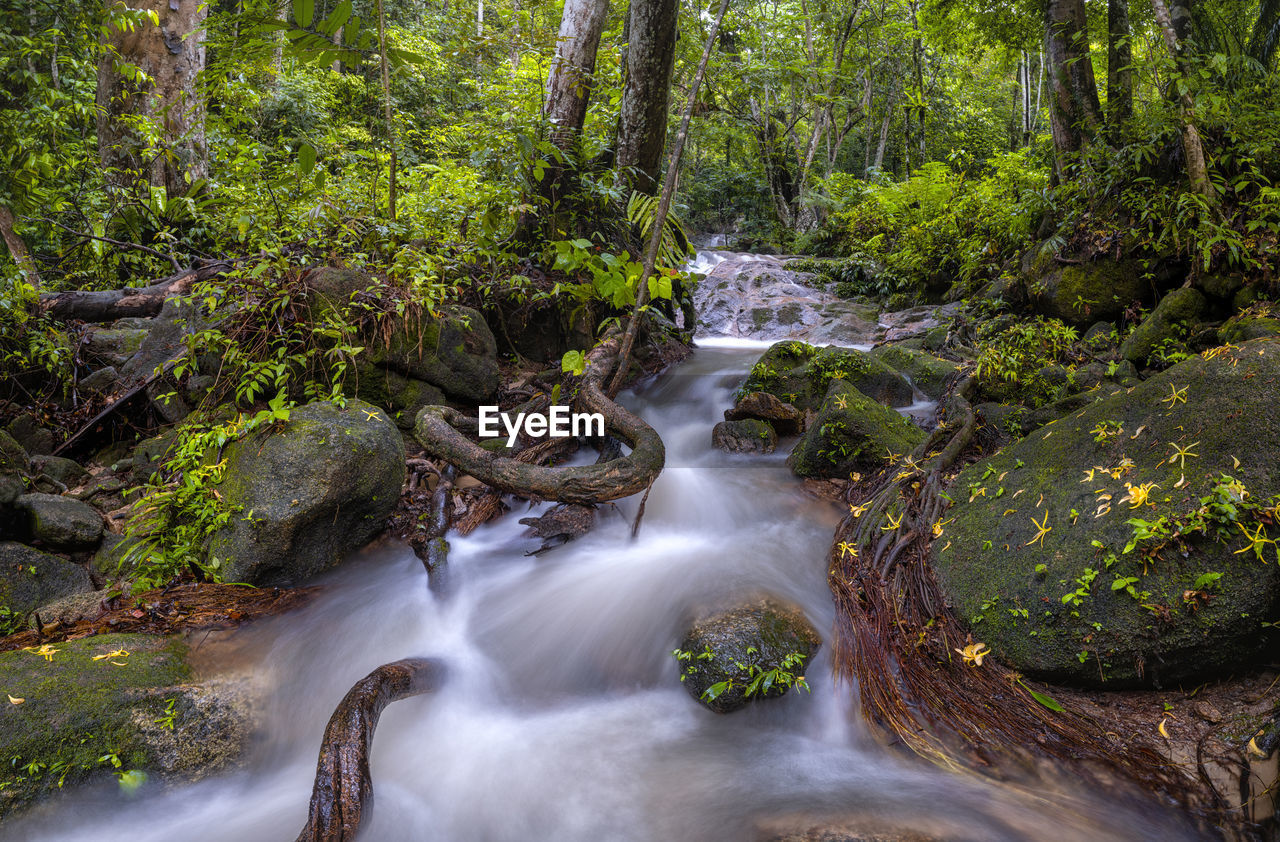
[
  {"xmin": 413, "ymin": 330, "xmax": 664, "ymax": 504},
  {"xmin": 295, "ymin": 658, "xmax": 445, "ymax": 842}
]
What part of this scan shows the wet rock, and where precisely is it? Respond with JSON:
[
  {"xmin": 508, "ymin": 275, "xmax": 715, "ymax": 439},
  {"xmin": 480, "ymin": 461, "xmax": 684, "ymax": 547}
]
[
  {"xmin": 695, "ymin": 256, "xmax": 880, "ymax": 345},
  {"xmin": 933, "ymin": 338, "xmax": 1280, "ymax": 687},
  {"xmin": 0, "ymin": 541, "xmax": 92, "ymax": 620},
  {"xmin": 712, "ymin": 419, "xmax": 778, "ymax": 454},
  {"xmin": 741, "ymin": 341, "xmax": 913, "ymax": 411},
  {"xmin": 17, "ymin": 493, "xmax": 104, "ymax": 549},
  {"xmin": 207, "ymin": 399, "xmax": 405, "ymax": 585},
  {"xmin": 0, "ymin": 634, "xmax": 253, "ymax": 818},
  {"xmin": 369, "ymin": 305, "xmax": 499, "ymax": 402},
  {"xmin": 726, "ymin": 391, "xmax": 803, "ymax": 435},
  {"xmin": 519, "ymin": 503, "xmax": 595, "ymax": 552},
  {"xmin": 788, "ymin": 381, "xmax": 925, "ymax": 479},
  {"xmin": 1220, "ymin": 314, "xmax": 1280, "ymax": 345},
  {"xmin": 869, "ymin": 344, "xmax": 958, "ymax": 398},
  {"xmin": 676, "ymin": 598, "xmax": 821, "ymax": 714},
  {"xmin": 1119, "ymin": 287, "xmax": 1205, "ymax": 366}
]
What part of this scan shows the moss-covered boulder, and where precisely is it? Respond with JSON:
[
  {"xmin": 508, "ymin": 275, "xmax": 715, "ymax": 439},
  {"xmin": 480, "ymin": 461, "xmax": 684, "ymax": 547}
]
[
  {"xmin": 0, "ymin": 430, "xmax": 29, "ymax": 474},
  {"xmin": 0, "ymin": 633, "xmax": 251, "ymax": 818},
  {"xmin": 0, "ymin": 542, "xmax": 91, "ymax": 624},
  {"xmin": 355, "ymin": 363, "xmax": 446, "ymax": 430},
  {"xmin": 1119, "ymin": 287, "xmax": 1206, "ymax": 366},
  {"xmin": 369, "ymin": 305, "xmax": 499, "ymax": 403},
  {"xmin": 1025, "ymin": 254, "xmax": 1155, "ymax": 327},
  {"xmin": 83, "ymin": 327, "xmax": 149, "ymax": 367},
  {"xmin": 741, "ymin": 341, "xmax": 913, "ymax": 411},
  {"xmin": 933, "ymin": 338, "xmax": 1280, "ymax": 687},
  {"xmin": 304, "ymin": 267, "xmax": 377, "ymax": 321},
  {"xmin": 712, "ymin": 419, "xmax": 778, "ymax": 454},
  {"xmin": 1220, "ymin": 314, "xmax": 1280, "ymax": 345},
  {"xmin": 675, "ymin": 599, "xmax": 821, "ymax": 714},
  {"xmin": 207, "ymin": 399, "xmax": 405, "ymax": 585},
  {"xmin": 787, "ymin": 381, "xmax": 925, "ymax": 479},
  {"xmin": 869, "ymin": 344, "xmax": 959, "ymax": 398},
  {"xmin": 16, "ymin": 494, "xmax": 103, "ymax": 549}
]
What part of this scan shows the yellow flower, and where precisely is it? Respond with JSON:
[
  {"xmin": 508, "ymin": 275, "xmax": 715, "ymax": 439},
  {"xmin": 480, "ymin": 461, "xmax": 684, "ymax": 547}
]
[
  {"xmin": 24, "ymin": 644, "xmax": 59, "ymax": 662},
  {"xmin": 1026, "ymin": 512, "xmax": 1052, "ymax": 547},
  {"xmin": 1123, "ymin": 482, "xmax": 1159, "ymax": 509},
  {"xmin": 954, "ymin": 642, "xmax": 991, "ymax": 667}
]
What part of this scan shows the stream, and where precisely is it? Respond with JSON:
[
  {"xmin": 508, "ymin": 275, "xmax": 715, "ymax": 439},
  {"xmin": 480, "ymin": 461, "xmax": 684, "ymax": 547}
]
[{"xmin": 4, "ymin": 253, "xmax": 1202, "ymax": 842}]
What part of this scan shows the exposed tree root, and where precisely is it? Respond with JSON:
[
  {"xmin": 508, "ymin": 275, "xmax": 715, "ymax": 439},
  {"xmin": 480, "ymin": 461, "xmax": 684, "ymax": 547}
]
[
  {"xmin": 295, "ymin": 658, "xmax": 445, "ymax": 842},
  {"xmin": 414, "ymin": 329, "xmax": 664, "ymax": 504},
  {"xmin": 829, "ymin": 371, "xmax": 1227, "ymax": 830}
]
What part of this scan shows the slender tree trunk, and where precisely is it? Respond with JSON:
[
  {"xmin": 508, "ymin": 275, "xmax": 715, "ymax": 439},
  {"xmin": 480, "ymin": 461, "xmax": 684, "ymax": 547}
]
[
  {"xmin": 544, "ymin": 0, "xmax": 611, "ymax": 155},
  {"xmin": 1044, "ymin": 0, "xmax": 1102, "ymax": 178},
  {"xmin": 510, "ymin": 0, "xmax": 522, "ymax": 73},
  {"xmin": 97, "ymin": 0, "xmax": 207, "ymax": 198},
  {"xmin": 910, "ymin": 0, "xmax": 926, "ymax": 163},
  {"xmin": 377, "ymin": 0, "xmax": 397, "ymax": 220},
  {"xmin": 1150, "ymin": 0, "xmax": 1216, "ymax": 203},
  {"xmin": 0, "ymin": 206, "xmax": 38, "ymax": 289},
  {"xmin": 873, "ymin": 90, "xmax": 894, "ymax": 172},
  {"xmin": 616, "ymin": 0, "xmax": 681, "ymax": 194},
  {"xmin": 1107, "ymin": 0, "xmax": 1133, "ymax": 125}
]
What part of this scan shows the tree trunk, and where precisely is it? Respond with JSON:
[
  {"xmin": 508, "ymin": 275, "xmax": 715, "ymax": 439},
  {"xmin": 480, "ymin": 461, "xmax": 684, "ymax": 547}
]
[
  {"xmin": 1107, "ymin": 0, "xmax": 1133, "ymax": 125},
  {"xmin": 1044, "ymin": 0, "xmax": 1102, "ymax": 177},
  {"xmin": 0, "ymin": 206, "xmax": 38, "ymax": 289},
  {"xmin": 97, "ymin": 0, "xmax": 207, "ymax": 199},
  {"xmin": 616, "ymin": 0, "xmax": 680, "ymax": 194},
  {"xmin": 1150, "ymin": 0, "xmax": 1216, "ymax": 204},
  {"xmin": 544, "ymin": 0, "xmax": 611, "ymax": 155},
  {"xmin": 377, "ymin": 0, "xmax": 397, "ymax": 220}
]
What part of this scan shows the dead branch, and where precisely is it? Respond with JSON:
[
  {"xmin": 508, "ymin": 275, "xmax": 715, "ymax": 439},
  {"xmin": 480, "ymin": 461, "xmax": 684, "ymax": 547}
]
[{"xmin": 295, "ymin": 658, "xmax": 445, "ymax": 842}]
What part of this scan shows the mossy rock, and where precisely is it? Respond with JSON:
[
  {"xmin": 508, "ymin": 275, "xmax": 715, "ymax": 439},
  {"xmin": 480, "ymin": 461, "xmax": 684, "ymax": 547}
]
[
  {"xmin": 207, "ymin": 399, "xmax": 405, "ymax": 586},
  {"xmin": 787, "ymin": 381, "xmax": 925, "ymax": 479},
  {"xmin": 0, "ymin": 541, "xmax": 91, "ymax": 623},
  {"xmin": 83, "ymin": 327, "xmax": 149, "ymax": 367},
  {"xmin": 741, "ymin": 341, "xmax": 912, "ymax": 411},
  {"xmin": 676, "ymin": 599, "xmax": 821, "ymax": 714},
  {"xmin": 869, "ymin": 344, "xmax": 958, "ymax": 399},
  {"xmin": 1220, "ymin": 315, "xmax": 1280, "ymax": 345},
  {"xmin": 355, "ymin": 363, "xmax": 446, "ymax": 430},
  {"xmin": 0, "ymin": 431, "xmax": 29, "ymax": 474},
  {"xmin": 0, "ymin": 633, "xmax": 249, "ymax": 818},
  {"xmin": 1119, "ymin": 287, "xmax": 1205, "ymax": 366},
  {"xmin": 1026, "ymin": 256, "xmax": 1155, "ymax": 327},
  {"xmin": 712, "ymin": 419, "xmax": 778, "ymax": 454},
  {"xmin": 725, "ymin": 392, "xmax": 803, "ymax": 435},
  {"xmin": 369, "ymin": 304, "xmax": 499, "ymax": 403},
  {"xmin": 303, "ymin": 267, "xmax": 379, "ymax": 322},
  {"xmin": 16, "ymin": 494, "xmax": 104, "ymax": 550},
  {"xmin": 933, "ymin": 338, "xmax": 1280, "ymax": 687}
]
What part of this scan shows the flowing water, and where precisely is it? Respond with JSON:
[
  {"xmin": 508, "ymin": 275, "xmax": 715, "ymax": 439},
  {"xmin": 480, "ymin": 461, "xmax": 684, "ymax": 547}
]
[{"xmin": 4, "ymin": 255, "xmax": 1203, "ymax": 842}]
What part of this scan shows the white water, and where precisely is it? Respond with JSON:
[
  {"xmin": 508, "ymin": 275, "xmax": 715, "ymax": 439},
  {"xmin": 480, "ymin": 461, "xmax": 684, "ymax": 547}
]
[{"xmin": 3, "ymin": 258, "xmax": 1203, "ymax": 842}]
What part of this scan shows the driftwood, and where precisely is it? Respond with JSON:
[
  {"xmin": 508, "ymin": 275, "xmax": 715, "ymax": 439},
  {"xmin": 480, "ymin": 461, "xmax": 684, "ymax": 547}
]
[
  {"xmin": 295, "ymin": 658, "xmax": 445, "ymax": 842},
  {"xmin": 413, "ymin": 330, "xmax": 664, "ymax": 504}
]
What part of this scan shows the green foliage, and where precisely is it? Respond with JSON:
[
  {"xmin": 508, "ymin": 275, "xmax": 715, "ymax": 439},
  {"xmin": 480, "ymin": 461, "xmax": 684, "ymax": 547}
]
[
  {"xmin": 671, "ymin": 645, "xmax": 811, "ymax": 702},
  {"xmin": 972, "ymin": 317, "xmax": 1079, "ymax": 406}
]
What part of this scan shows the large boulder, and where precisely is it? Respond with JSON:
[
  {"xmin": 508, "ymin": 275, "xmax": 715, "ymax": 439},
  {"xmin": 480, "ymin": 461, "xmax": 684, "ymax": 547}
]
[
  {"xmin": 1024, "ymin": 253, "xmax": 1156, "ymax": 327},
  {"xmin": 16, "ymin": 494, "xmax": 104, "ymax": 550},
  {"xmin": 0, "ymin": 633, "xmax": 252, "ymax": 818},
  {"xmin": 869, "ymin": 344, "xmax": 959, "ymax": 399},
  {"xmin": 369, "ymin": 305, "xmax": 499, "ymax": 403},
  {"xmin": 933, "ymin": 338, "xmax": 1280, "ymax": 687},
  {"xmin": 1119, "ymin": 287, "xmax": 1206, "ymax": 366},
  {"xmin": 788, "ymin": 381, "xmax": 925, "ymax": 479},
  {"xmin": 207, "ymin": 400, "xmax": 405, "ymax": 585},
  {"xmin": 83, "ymin": 326, "xmax": 149, "ymax": 367},
  {"xmin": 0, "ymin": 541, "xmax": 92, "ymax": 623},
  {"xmin": 355, "ymin": 363, "xmax": 446, "ymax": 430},
  {"xmin": 0, "ymin": 430, "xmax": 28, "ymax": 474},
  {"xmin": 741, "ymin": 341, "xmax": 914, "ymax": 410},
  {"xmin": 675, "ymin": 599, "xmax": 821, "ymax": 714}
]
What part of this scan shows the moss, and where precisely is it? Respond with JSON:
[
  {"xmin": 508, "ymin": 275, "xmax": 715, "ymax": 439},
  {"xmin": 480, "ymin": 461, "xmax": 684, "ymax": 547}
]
[
  {"xmin": 0, "ymin": 431, "xmax": 28, "ymax": 474},
  {"xmin": 1220, "ymin": 315, "xmax": 1280, "ymax": 345},
  {"xmin": 0, "ymin": 634, "xmax": 188, "ymax": 816},
  {"xmin": 1119, "ymin": 287, "xmax": 1206, "ymax": 366},
  {"xmin": 933, "ymin": 338, "xmax": 1280, "ymax": 687},
  {"xmin": 787, "ymin": 381, "xmax": 925, "ymax": 478},
  {"xmin": 740, "ymin": 341, "xmax": 912, "ymax": 410},
  {"xmin": 1030, "ymin": 258, "xmax": 1154, "ymax": 326},
  {"xmin": 868, "ymin": 344, "xmax": 958, "ymax": 398}
]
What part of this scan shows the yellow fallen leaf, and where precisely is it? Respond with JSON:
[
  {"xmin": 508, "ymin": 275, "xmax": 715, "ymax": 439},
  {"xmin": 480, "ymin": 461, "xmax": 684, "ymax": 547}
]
[
  {"xmin": 7, "ymin": 695, "xmax": 23, "ymax": 705},
  {"xmin": 92, "ymin": 648, "xmax": 130, "ymax": 662},
  {"xmin": 1158, "ymin": 718, "xmax": 1170, "ymax": 739},
  {"xmin": 954, "ymin": 642, "xmax": 991, "ymax": 667},
  {"xmin": 24, "ymin": 644, "xmax": 60, "ymax": 662},
  {"xmin": 1247, "ymin": 734, "xmax": 1269, "ymax": 759}
]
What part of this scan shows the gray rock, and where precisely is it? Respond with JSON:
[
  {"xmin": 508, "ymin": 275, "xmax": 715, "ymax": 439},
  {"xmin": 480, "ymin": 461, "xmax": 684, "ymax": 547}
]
[
  {"xmin": 0, "ymin": 430, "xmax": 29, "ymax": 474},
  {"xmin": 725, "ymin": 391, "xmax": 803, "ymax": 435},
  {"xmin": 741, "ymin": 341, "xmax": 914, "ymax": 411},
  {"xmin": 787, "ymin": 381, "xmax": 925, "ymax": 479},
  {"xmin": 369, "ymin": 305, "xmax": 500, "ymax": 403},
  {"xmin": 17, "ymin": 493, "xmax": 104, "ymax": 549},
  {"xmin": 0, "ymin": 541, "xmax": 92, "ymax": 620},
  {"xmin": 30, "ymin": 455, "xmax": 88, "ymax": 488},
  {"xmin": 1023, "ymin": 250, "xmax": 1159, "ymax": 327},
  {"xmin": 83, "ymin": 327, "xmax": 149, "ymax": 366},
  {"xmin": 676, "ymin": 599, "xmax": 821, "ymax": 714},
  {"xmin": 207, "ymin": 399, "xmax": 405, "ymax": 585},
  {"xmin": 869, "ymin": 344, "xmax": 958, "ymax": 398},
  {"xmin": 80, "ymin": 366, "xmax": 120, "ymax": 395},
  {"xmin": 4, "ymin": 414, "xmax": 53, "ymax": 456},
  {"xmin": 355, "ymin": 363, "xmax": 447, "ymax": 430},
  {"xmin": 712, "ymin": 419, "xmax": 778, "ymax": 454},
  {"xmin": 1120, "ymin": 287, "xmax": 1206, "ymax": 366}
]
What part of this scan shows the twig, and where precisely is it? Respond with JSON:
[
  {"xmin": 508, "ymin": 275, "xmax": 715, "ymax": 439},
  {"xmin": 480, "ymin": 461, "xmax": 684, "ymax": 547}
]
[{"xmin": 32, "ymin": 215, "xmax": 183, "ymax": 273}]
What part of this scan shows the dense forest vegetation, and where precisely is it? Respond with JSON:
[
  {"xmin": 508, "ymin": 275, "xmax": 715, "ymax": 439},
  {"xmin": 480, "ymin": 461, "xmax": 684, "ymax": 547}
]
[{"xmin": 2, "ymin": 0, "xmax": 1280, "ymax": 836}]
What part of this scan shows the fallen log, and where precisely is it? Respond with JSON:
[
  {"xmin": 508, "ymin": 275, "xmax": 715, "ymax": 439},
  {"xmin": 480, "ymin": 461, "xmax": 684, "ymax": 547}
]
[
  {"xmin": 40, "ymin": 269, "xmax": 195, "ymax": 322},
  {"xmin": 413, "ymin": 330, "xmax": 664, "ymax": 504},
  {"xmin": 295, "ymin": 657, "xmax": 445, "ymax": 842}
]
